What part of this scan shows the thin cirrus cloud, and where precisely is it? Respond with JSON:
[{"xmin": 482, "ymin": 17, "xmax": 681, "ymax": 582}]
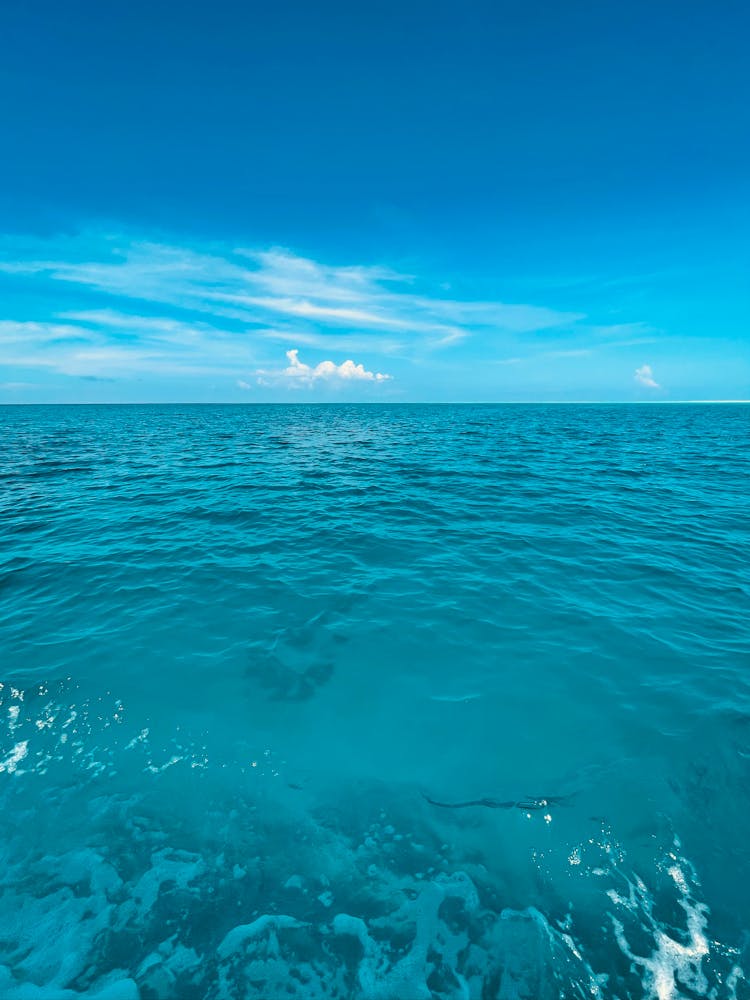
[
  {"xmin": 0, "ymin": 315, "xmax": 256, "ymax": 378},
  {"xmin": 0, "ymin": 231, "xmax": 588, "ymax": 388}
]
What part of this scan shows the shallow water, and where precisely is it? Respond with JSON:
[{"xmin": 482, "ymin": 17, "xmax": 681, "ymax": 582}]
[{"xmin": 1, "ymin": 403, "xmax": 749, "ymax": 999}]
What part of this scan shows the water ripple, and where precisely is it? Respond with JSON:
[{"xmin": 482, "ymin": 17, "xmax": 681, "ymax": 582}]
[{"xmin": 1, "ymin": 403, "xmax": 749, "ymax": 998}]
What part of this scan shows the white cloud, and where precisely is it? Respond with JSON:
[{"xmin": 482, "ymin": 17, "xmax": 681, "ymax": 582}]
[
  {"xmin": 258, "ymin": 327, "xmax": 405, "ymax": 354},
  {"xmin": 634, "ymin": 364, "xmax": 660, "ymax": 388},
  {"xmin": 258, "ymin": 348, "xmax": 391, "ymax": 386},
  {"xmin": 0, "ymin": 232, "xmax": 656, "ymax": 390},
  {"xmin": 0, "ymin": 316, "xmax": 255, "ymax": 378},
  {"xmin": 0, "ymin": 319, "xmax": 96, "ymax": 346},
  {"xmin": 236, "ymin": 379, "xmax": 251, "ymax": 390},
  {"xmin": 0, "ymin": 233, "xmax": 583, "ymax": 363}
]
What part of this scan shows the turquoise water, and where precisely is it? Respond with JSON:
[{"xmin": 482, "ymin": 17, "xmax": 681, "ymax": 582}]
[{"xmin": 1, "ymin": 403, "xmax": 749, "ymax": 999}]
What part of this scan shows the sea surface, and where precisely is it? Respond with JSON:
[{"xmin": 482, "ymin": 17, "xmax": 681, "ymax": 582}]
[{"xmin": 1, "ymin": 403, "xmax": 749, "ymax": 1000}]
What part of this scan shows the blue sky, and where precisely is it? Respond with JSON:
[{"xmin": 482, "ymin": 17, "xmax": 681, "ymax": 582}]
[{"xmin": 1, "ymin": 0, "xmax": 748, "ymax": 402}]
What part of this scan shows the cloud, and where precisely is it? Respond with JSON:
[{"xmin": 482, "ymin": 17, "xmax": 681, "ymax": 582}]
[
  {"xmin": 258, "ymin": 348, "xmax": 391, "ymax": 386},
  {"xmin": 544, "ymin": 348, "xmax": 592, "ymax": 358},
  {"xmin": 634, "ymin": 364, "xmax": 660, "ymax": 388},
  {"xmin": 258, "ymin": 327, "xmax": 405, "ymax": 354},
  {"xmin": 0, "ymin": 316, "xmax": 255, "ymax": 378},
  {"xmin": 1, "ymin": 231, "xmax": 660, "ymax": 395},
  {"xmin": 0, "ymin": 232, "xmax": 583, "ymax": 371},
  {"xmin": 0, "ymin": 319, "xmax": 96, "ymax": 346},
  {"xmin": 591, "ymin": 322, "xmax": 655, "ymax": 339}
]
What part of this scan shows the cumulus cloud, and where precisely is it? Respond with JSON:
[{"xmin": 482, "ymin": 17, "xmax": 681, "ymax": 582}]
[
  {"xmin": 634, "ymin": 364, "xmax": 660, "ymax": 388},
  {"xmin": 257, "ymin": 349, "xmax": 391, "ymax": 386}
]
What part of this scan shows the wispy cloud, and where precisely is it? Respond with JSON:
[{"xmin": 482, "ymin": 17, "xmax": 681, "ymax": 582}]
[
  {"xmin": 590, "ymin": 322, "xmax": 655, "ymax": 339},
  {"xmin": 586, "ymin": 321, "xmax": 661, "ymax": 349},
  {"xmin": 634, "ymin": 364, "xmax": 660, "ymax": 388},
  {"xmin": 0, "ymin": 316, "xmax": 255, "ymax": 378},
  {"xmin": 0, "ymin": 232, "xmax": 586, "ymax": 388},
  {"xmin": 0, "ymin": 319, "xmax": 95, "ymax": 346},
  {"xmin": 543, "ymin": 348, "xmax": 593, "ymax": 358}
]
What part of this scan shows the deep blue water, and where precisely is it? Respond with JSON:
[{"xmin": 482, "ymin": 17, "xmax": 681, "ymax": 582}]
[{"xmin": 1, "ymin": 403, "xmax": 749, "ymax": 999}]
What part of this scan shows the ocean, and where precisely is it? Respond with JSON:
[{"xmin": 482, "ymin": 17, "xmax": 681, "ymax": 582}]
[{"xmin": 1, "ymin": 403, "xmax": 748, "ymax": 999}]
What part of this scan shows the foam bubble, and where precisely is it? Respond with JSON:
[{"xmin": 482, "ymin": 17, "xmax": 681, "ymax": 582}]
[{"xmin": 607, "ymin": 849, "xmax": 711, "ymax": 1000}]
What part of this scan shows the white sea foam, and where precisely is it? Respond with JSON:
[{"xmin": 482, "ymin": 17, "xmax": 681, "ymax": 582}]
[
  {"xmin": 607, "ymin": 846, "xmax": 713, "ymax": 1000},
  {"xmin": 0, "ymin": 740, "xmax": 28, "ymax": 773},
  {"xmin": 0, "ymin": 686, "xmax": 745, "ymax": 999}
]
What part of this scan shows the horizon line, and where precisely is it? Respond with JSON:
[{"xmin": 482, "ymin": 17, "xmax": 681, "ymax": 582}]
[{"xmin": 1, "ymin": 400, "xmax": 749, "ymax": 407}]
